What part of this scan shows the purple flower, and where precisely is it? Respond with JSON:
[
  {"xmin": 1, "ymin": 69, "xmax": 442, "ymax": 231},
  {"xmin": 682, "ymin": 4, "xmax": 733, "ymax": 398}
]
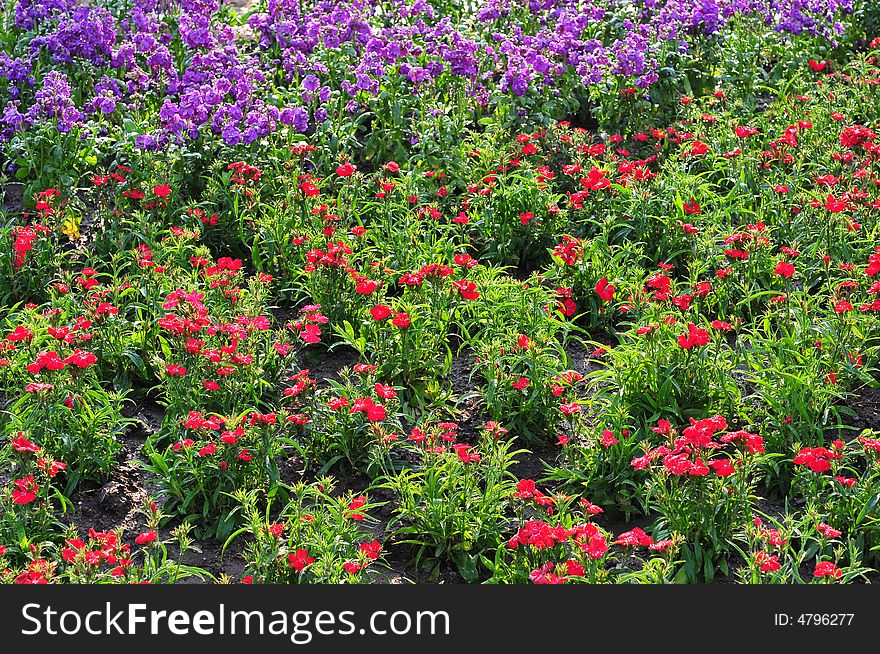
[{"xmin": 280, "ymin": 106, "xmax": 309, "ymax": 132}]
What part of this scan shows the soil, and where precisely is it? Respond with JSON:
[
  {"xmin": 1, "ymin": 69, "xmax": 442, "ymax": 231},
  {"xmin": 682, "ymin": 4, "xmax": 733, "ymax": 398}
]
[
  {"xmin": 65, "ymin": 428, "xmax": 151, "ymax": 539},
  {"xmin": 509, "ymin": 447, "xmax": 555, "ymax": 481},
  {"xmin": 174, "ymin": 536, "xmax": 247, "ymax": 582},
  {"xmin": 566, "ymin": 340, "xmax": 603, "ymax": 377},
  {"xmin": 1, "ymin": 183, "xmax": 24, "ymax": 215},
  {"xmin": 449, "ymin": 348, "xmax": 476, "ymax": 396},
  {"xmin": 299, "ymin": 344, "xmax": 360, "ymax": 387},
  {"xmin": 841, "ymin": 385, "xmax": 880, "ymax": 434}
]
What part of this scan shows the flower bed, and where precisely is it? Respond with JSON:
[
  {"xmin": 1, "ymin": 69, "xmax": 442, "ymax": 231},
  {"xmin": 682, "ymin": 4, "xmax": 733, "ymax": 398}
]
[{"xmin": 1, "ymin": 0, "xmax": 880, "ymax": 584}]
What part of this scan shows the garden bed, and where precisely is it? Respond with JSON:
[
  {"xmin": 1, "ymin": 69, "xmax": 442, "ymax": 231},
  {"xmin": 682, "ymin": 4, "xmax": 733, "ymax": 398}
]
[{"xmin": 2, "ymin": 0, "xmax": 880, "ymax": 585}]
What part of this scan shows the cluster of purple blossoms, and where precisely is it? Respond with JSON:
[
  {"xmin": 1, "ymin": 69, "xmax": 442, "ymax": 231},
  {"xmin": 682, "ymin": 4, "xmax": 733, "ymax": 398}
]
[
  {"xmin": 0, "ymin": 0, "xmax": 857, "ymax": 151},
  {"xmin": 31, "ymin": 70, "xmax": 82, "ymax": 133},
  {"xmin": 29, "ymin": 6, "xmax": 117, "ymax": 66},
  {"xmin": 13, "ymin": 0, "xmax": 74, "ymax": 30}
]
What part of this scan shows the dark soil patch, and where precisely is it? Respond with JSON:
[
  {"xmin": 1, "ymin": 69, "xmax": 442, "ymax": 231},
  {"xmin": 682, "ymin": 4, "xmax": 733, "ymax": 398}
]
[
  {"xmin": 450, "ymin": 348, "xmax": 475, "ymax": 396},
  {"xmin": 124, "ymin": 394, "xmax": 166, "ymax": 435},
  {"xmin": 277, "ymin": 454, "xmax": 306, "ymax": 485},
  {"xmin": 378, "ymin": 549, "xmax": 463, "ymax": 584},
  {"xmin": 1, "ymin": 182, "xmax": 24, "ymax": 215},
  {"xmin": 453, "ymin": 395, "xmax": 487, "ymax": 443},
  {"xmin": 300, "ymin": 345, "xmax": 360, "ymax": 387},
  {"xmin": 841, "ymin": 385, "xmax": 880, "ymax": 434},
  {"xmin": 269, "ymin": 303, "xmax": 297, "ymax": 327},
  {"xmin": 566, "ymin": 340, "xmax": 603, "ymax": 377},
  {"xmin": 597, "ymin": 509, "xmax": 656, "ymax": 541},
  {"xmin": 66, "ymin": 428, "xmax": 151, "ymax": 537},
  {"xmin": 173, "ymin": 536, "xmax": 247, "ymax": 583},
  {"xmin": 754, "ymin": 484, "xmax": 792, "ymax": 521},
  {"xmin": 510, "ymin": 447, "xmax": 556, "ymax": 481}
]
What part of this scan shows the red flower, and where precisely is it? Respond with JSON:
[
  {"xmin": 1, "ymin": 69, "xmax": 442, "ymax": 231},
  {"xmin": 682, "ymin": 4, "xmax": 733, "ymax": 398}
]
[
  {"xmin": 695, "ymin": 281, "xmax": 713, "ymax": 297},
  {"xmin": 756, "ymin": 551, "xmax": 781, "ymax": 572},
  {"xmin": 347, "ymin": 496, "xmax": 368, "ymax": 520},
  {"xmin": 582, "ymin": 533, "xmax": 609, "ymax": 559},
  {"xmin": 220, "ymin": 430, "xmax": 238, "ymax": 445},
  {"xmin": 709, "ymin": 458, "xmax": 735, "ymax": 477},
  {"xmin": 834, "ymin": 299, "xmax": 853, "ymax": 313},
  {"xmin": 724, "ymin": 249, "xmax": 749, "ymax": 260},
  {"xmin": 823, "ymin": 194, "xmax": 848, "ymax": 213},
  {"xmin": 370, "ymin": 305, "xmax": 392, "ymax": 321},
  {"xmin": 560, "ymin": 402, "xmax": 580, "ymax": 416},
  {"xmin": 153, "ymin": 184, "xmax": 171, "ymax": 198},
  {"xmin": 512, "ymin": 376, "xmax": 531, "ymax": 391},
  {"xmin": 514, "ymin": 479, "xmax": 541, "ymax": 499},
  {"xmin": 12, "ymin": 435, "xmax": 40, "ymax": 454},
  {"xmin": 813, "ymin": 561, "xmax": 842, "ymax": 579},
  {"xmin": 350, "ymin": 397, "xmax": 386, "ymax": 422},
  {"xmin": 452, "ymin": 279, "xmax": 479, "ymax": 300},
  {"xmin": 266, "ymin": 523, "xmax": 285, "ymax": 538},
  {"xmin": 27, "ymin": 350, "xmax": 66, "ymax": 374},
  {"xmin": 370, "ymin": 384, "xmax": 394, "ymax": 400},
  {"xmin": 793, "ymin": 447, "xmax": 840, "ymax": 472},
  {"xmin": 564, "ymin": 559, "xmax": 585, "ymax": 577},
  {"xmin": 734, "ymin": 126, "xmax": 759, "ymax": 138},
  {"xmin": 682, "ymin": 199, "xmax": 701, "ymax": 215},
  {"xmin": 355, "ymin": 279, "xmax": 379, "ymax": 294},
  {"xmin": 299, "ymin": 180, "xmax": 320, "ymax": 197},
  {"xmin": 774, "ymin": 261, "xmax": 795, "ymax": 278},
  {"xmin": 11, "ymin": 475, "xmax": 38, "ymax": 504},
  {"xmin": 15, "ymin": 570, "xmax": 49, "ymax": 584},
  {"xmin": 6, "ymin": 325, "xmax": 34, "ymax": 342},
  {"xmin": 616, "ymin": 527, "xmax": 654, "ymax": 547},
  {"xmin": 529, "ymin": 562, "xmax": 565, "ymax": 584},
  {"xmin": 134, "ymin": 530, "xmax": 158, "ymax": 545},
  {"xmin": 651, "ymin": 419, "xmax": 673, "ymax": 436},
  {"xmin": 454, "ymin": 444, "xmax": 481, "ymax": 464},
  {"xmin": 721, "ymin": 430, "xmax": 764, "ymax": 454},
  {"xmin": 594, "ymin": 277, "xmax": 615, "ymax": 302},
  {"xmin": 553, "ymin": 236, "xmax": 583, "ymax": 265},
  {"xmin": 648, "ymin": 539, "xmax": 675, "ymax": 552},
  {"xmin": 687, "ymin": 140, "xmax": 709, "ymax": 156},
  {"xmin": 671, "ymin": 294, "xmax": 692, "ymax": 311},
  {"xmin": 391, "ymin": 312, "xmax": 410, "ymax": 328},
  {"xmin": 336, "ymin": 162, "xmax": 356, "ymax": 177},
  {"xmin": 677, "ymin": 323, "xmax": 710, "ymax": 349},
  {"xmin": 37, "ymin": 459, "xmax": 66, "ymax": 477},
  {"xmin": 299, "ymin": 323, "xmax": 322, "ymax": 343},
  {"xmin": 359, "ymin": 540, "xmax": 382, "ymax": 560},
  {"xmin": 288, "ymin": 549, "xmax": 315, "ymax": 572},
  {"xmin": 817, "ymin": 523, "xmax": 842, "ymax": 538}
]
